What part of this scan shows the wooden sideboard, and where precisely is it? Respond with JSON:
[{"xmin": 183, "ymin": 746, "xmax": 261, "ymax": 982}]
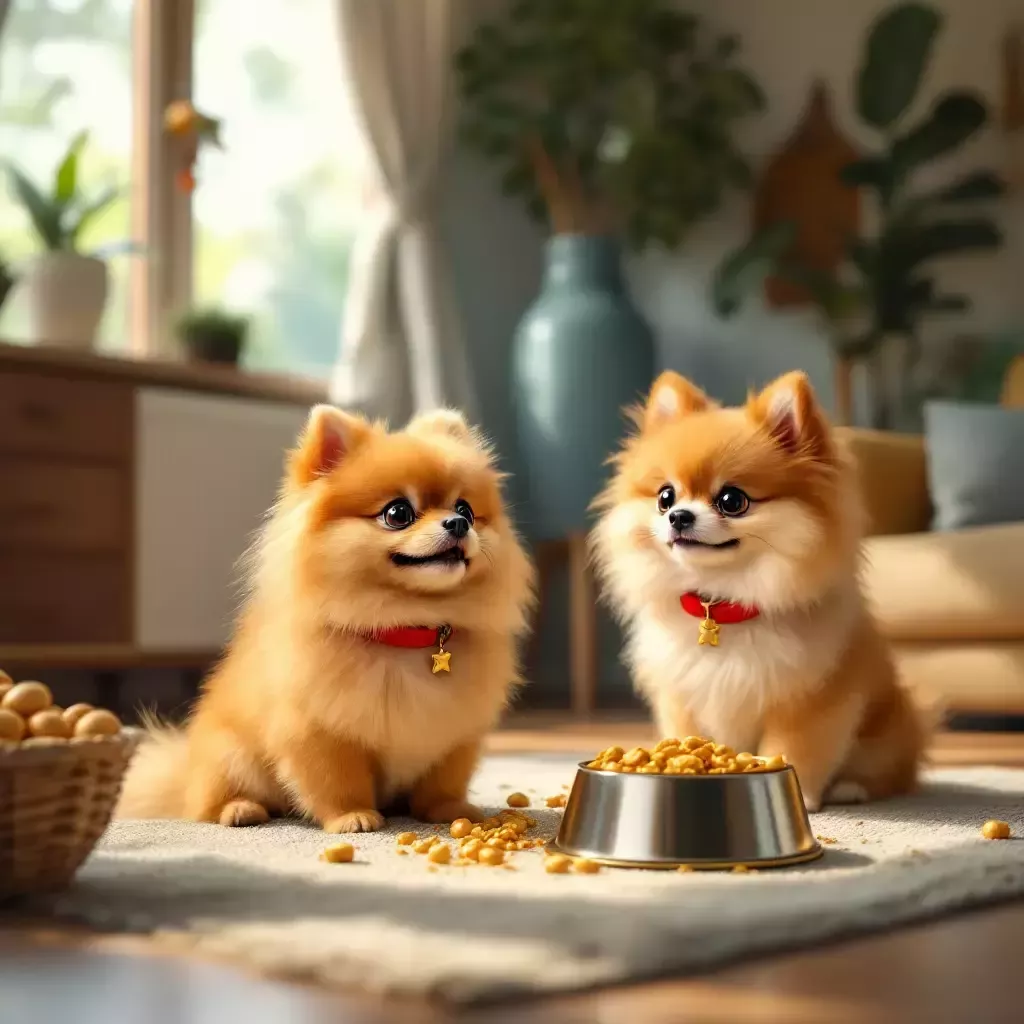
[{"xmin": 0, "ymin": 343, "xmax": 322, "ymax": 672}]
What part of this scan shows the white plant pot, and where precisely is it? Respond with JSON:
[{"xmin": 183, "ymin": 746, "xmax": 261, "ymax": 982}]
[{"xmin": 22, "ymin": 252, "xmax": 108, "ymax": 349}]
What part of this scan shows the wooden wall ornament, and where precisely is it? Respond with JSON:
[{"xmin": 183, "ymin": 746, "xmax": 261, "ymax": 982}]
[
  {"xmin": 753, "ymin": 81, "xmax": 861, "ymax": 308},
  {"xmin": 1003, "ymin": 25, "xmax": 1024, "ymax": 191}
]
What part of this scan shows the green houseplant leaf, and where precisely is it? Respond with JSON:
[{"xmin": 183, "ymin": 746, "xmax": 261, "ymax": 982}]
[
  {"xmin": 54, "ymin": 130, "xmax": 89, "ymax": 208},
  {"xmin": 712, "ymin": 221, "xmax": 796, "ymax": 316},
  {"xmin": 890, "ymin": 92, "xmax": 987, "ymax": 171},
  {"xmin": 857, "ymin": 2, "xmax": 942, "ymax": 129},
  {"xmin": 929, "ymin": 170, "xmax": 1005, "ymax": 203},
  {"xmin": 5, "ymin": 165, "xmax": 63, "ymax": 250},
  {"xmin": 66, "ymin": 184, "xmax": 123, "ymax": 249},
  {"xmin": 890, "ymin": 217, "xmax": 1002, "ymax": 271}
]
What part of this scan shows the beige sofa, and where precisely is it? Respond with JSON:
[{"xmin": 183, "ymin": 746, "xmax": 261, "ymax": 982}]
[{"xmin": 840, "ymin": 358, "xmax": 1024, "ymax": 716}]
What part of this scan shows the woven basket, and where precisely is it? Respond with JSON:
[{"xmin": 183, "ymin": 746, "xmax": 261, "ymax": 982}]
[{"xmin": 0, "ymin": 729, "xmax": 139, "ymax": 899}]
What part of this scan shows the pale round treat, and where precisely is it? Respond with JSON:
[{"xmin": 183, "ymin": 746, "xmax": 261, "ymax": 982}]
[
  {"xmin": 73, "ymin": 708, "xmax": 121, "ymax": 738},
  {"xmin": 544, "ymin": 854, "xmax": 572, "ymax": 874},
  {"xmin": 62, "ymin": 703, "xmax": 95, "ymax": 729},
  {"xmin": 28, "ymin": 708, "xmax": 71, "ymax": 739},
  {"xmin": 1, "ymin": 681, "xmax": 53, "ymax": 717},
  {"xmin": 449, "ymin": 818, "xmax": 474, "ymax": 839},
  {"xmin": 0, "ymin": 671, "xmax": 13, "ymax": 699},
  {"xmin": 981, "ymin": 819, "xmax": 1011, "ymax": 840},
  {"xmin": 427, "ymin": 843, "xmax": 452, "ymax": 865},
  {"xmin": 0, "ymin": 707, "xmax": 26, "ymax": 742},
  {"xmin": 321, "ymin": 843, "xmax": 355, "ymax": 863}
]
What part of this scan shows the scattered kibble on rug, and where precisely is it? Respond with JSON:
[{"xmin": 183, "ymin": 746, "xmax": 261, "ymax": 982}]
[
  {"xmin": 981, "ymin": 820, "xmax": 1012, "ymax": 840},
  {"xmin": 320, "ymin": 843, "xmax": 355, "ymax": 863}
]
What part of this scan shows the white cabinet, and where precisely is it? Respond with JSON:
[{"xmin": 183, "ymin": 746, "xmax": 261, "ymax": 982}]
[{"xmin": 135, "ymin": 388, "xmax": 308, "ymax": 650}]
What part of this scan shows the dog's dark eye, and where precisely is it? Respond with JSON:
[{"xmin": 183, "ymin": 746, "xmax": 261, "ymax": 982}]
[
  {"xmin": 716, "ymin": 486, "xmax": 750, "ymax": 517},
  {"xmin": 657, "ymin": 484, "xmax": 676, "ymax": 513},
  {"xmin": 381, "ymin": 499, "xmax": 415, "ymax": 530},
  {"xmin": 453, "ymin": 498, "xmax": 475, "ymax": 525}
]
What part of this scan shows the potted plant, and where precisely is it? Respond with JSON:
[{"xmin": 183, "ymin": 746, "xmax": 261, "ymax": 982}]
[
  {"xmin": 4, "ymin": 131, "xmax": 131, "ymax": 349},
  {"xmin": 456, "ymin": 0, "xmax": 764, "ymax": 539},
  {"xmin": 175, "ymin": 308, "xmax": 249, "ymax": 366},
  {"xmin": 713, "ymin": 2, "xmax": 1004, "ymax": 429}
]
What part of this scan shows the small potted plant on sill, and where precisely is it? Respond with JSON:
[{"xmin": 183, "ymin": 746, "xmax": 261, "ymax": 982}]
[
  {"xmin": 4, "ymin": 130, "xmax": 133, "ymax": 349},
  {"xmin": 175, "ymin": 308, "xmax": 249, "ymax": 367},
  {"xmin": 456, "ymin": 0, "xmax": 764, "ymax": 540}
]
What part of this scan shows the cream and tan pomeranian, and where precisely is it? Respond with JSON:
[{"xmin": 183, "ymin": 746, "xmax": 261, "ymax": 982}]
[
  {"xmin": 593, "ymin": 370, "xmax": 923, "ymax": 810},
  {"xmin": 118, "ymin": 405, "xmax": 534, "ymax": 831}
]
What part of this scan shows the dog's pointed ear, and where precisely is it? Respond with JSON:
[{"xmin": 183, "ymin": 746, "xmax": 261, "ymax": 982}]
[
  {"xmin": 406, "ymin": 408, "xmax": 472, "ymax": 442},
  {"xmin": 748, "ymin": 372, "xmax": 831, "ymax": 455},
  {"xmin": 642, "ymin": 371, "xmax": 712, "ymax": 432},
  {"xmin": 288, "ymin": 405, "xmax": 370, "ymax": 486},
  {"xmin": 406, "ymin": 408, "xmax": 491, "ymax": 455}
]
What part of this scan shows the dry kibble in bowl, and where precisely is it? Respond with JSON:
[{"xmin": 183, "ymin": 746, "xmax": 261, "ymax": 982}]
[
  {"xmin": 981, "ymin": 820, "xmax": 1011, "ymax": 840},
  {"xmin": 73, "ymin": 709, "xmax": 121, "ymax": 738},
  {"xmin": 585, "ymin": 736, "xmax": 788, "ymax": 775},
  {"xmin": 2, "ymin": 681, "xmax": 53, "ymax": 717}
]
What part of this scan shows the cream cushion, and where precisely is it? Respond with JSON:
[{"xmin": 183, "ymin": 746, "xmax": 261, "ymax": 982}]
[{"xmin": 862, "ymin": 523, "xmax": 1024, "ymax": 641}]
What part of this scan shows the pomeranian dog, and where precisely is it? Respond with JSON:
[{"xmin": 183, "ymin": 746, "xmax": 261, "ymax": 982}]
[
  {"xmin": 118, "ymin": 405, "xmax": 534, "ymax": 831},
  {"xmin": 593, "ymin": 370, "xmax": 923, "ymax": 810}
]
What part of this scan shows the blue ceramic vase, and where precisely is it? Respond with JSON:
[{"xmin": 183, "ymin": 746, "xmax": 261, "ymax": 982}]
[{"xmin": 513, "ymin": 234, "xmax": 656, "ymax": 540}]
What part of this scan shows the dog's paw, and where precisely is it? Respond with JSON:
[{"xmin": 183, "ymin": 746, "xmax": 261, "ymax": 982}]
[
  {"xmin": 826, "ymin": 781, "xmax": 869, "ymax": 805},
  {"xmin": 323, "ymin": 809, "xmax": 386, "ymax": 833},
  {"xmin": 417, "ymin": 800, "xmax": 484, "ymax": 825},
  {"xmin": 219, "ymin": 800, "xmax": 270, "ymax": 827},
  {"xmin": 803, "ymin": 794, "xmax": 823, "ymax": 814}
]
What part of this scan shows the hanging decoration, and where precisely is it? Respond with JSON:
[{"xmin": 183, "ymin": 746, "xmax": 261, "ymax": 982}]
[{"xmin": 163, "ymin": 100, "xmax": 223, "ymax": 194}]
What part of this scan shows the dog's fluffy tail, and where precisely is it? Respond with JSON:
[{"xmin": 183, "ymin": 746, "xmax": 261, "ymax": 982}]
[{"xmin": 115, "ymin": 712, "xmax": 190, "ymax": 819}]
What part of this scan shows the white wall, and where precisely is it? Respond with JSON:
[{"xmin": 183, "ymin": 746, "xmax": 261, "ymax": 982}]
[
  {"xmin": 626, "ymin": 0, "xmax": 1024, "ymax": 415},
  {"xmin": 135, "ymin": 389, "xmax": 308, "ymax": 650}
]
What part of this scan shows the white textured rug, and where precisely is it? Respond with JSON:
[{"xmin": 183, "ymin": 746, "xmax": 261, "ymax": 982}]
[{"xmin": 26, "ymin": 756, "xmax": 1024, "ymax": 1002}]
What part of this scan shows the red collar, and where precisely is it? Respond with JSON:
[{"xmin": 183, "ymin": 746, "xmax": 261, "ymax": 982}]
[
  {"xmin": 680, "ymin": 593, "xmax": 759, "ymax": 624},
  {"xmin": 369, "ymin": 626, "xmax": 451, "ymax": 649}
]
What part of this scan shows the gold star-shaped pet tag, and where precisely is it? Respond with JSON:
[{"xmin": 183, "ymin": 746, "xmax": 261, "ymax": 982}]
[{"xmin": 431, "ymin": 625, "xmax": 453, "ymax": 673}]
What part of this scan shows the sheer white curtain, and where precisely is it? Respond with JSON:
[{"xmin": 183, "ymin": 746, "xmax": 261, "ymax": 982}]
[{"xmin": 330, "ymin": 0, "xmax": 476, "ymax": 424}]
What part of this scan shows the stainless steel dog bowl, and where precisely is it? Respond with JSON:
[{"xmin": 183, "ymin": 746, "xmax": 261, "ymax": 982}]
[{"xmin": 551, "ymin": 763, "xmax": 821, "ymax": 869}]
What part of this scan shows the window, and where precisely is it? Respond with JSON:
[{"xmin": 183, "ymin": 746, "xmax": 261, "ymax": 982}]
[
  {"xmin": 0, "ymin": 0, "xmax": 368, "ymax": 375},
  {"xmin": 0, "ymin": 0, "xmax": 135, "ymax": 352},
  {"xmin": 191, "ymin": 0, "xmax": 370, "ymax": 380}
]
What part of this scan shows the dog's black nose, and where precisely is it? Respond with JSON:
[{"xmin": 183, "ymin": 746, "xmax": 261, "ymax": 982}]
[
  {"xmin": 669, "ymin": 508, "xmax": 696, "ymax": 531},
  {"xmin": 442, "ymin": 515, "xmax": 470, "ymax": 539}
]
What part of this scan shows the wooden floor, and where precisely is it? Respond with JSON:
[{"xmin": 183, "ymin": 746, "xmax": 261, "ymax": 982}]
[{"xmin": 3, "ymin": 717, "xmax": 1024, "ymax": 1024}]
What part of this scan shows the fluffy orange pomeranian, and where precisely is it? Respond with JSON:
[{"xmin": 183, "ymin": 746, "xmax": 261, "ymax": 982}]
[
  {"xmin": 593, "ymin": 370, "xmax": 924, "ymax": 810},
  {"xmin": 118, "ymin": 405, "xmax": 534, "ymax": 831}
]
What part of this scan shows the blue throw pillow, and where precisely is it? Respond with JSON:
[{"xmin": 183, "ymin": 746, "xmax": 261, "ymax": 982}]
[{"xmin": 924, "ymin": 400, "xmax": 1024, "ymax": 531}]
